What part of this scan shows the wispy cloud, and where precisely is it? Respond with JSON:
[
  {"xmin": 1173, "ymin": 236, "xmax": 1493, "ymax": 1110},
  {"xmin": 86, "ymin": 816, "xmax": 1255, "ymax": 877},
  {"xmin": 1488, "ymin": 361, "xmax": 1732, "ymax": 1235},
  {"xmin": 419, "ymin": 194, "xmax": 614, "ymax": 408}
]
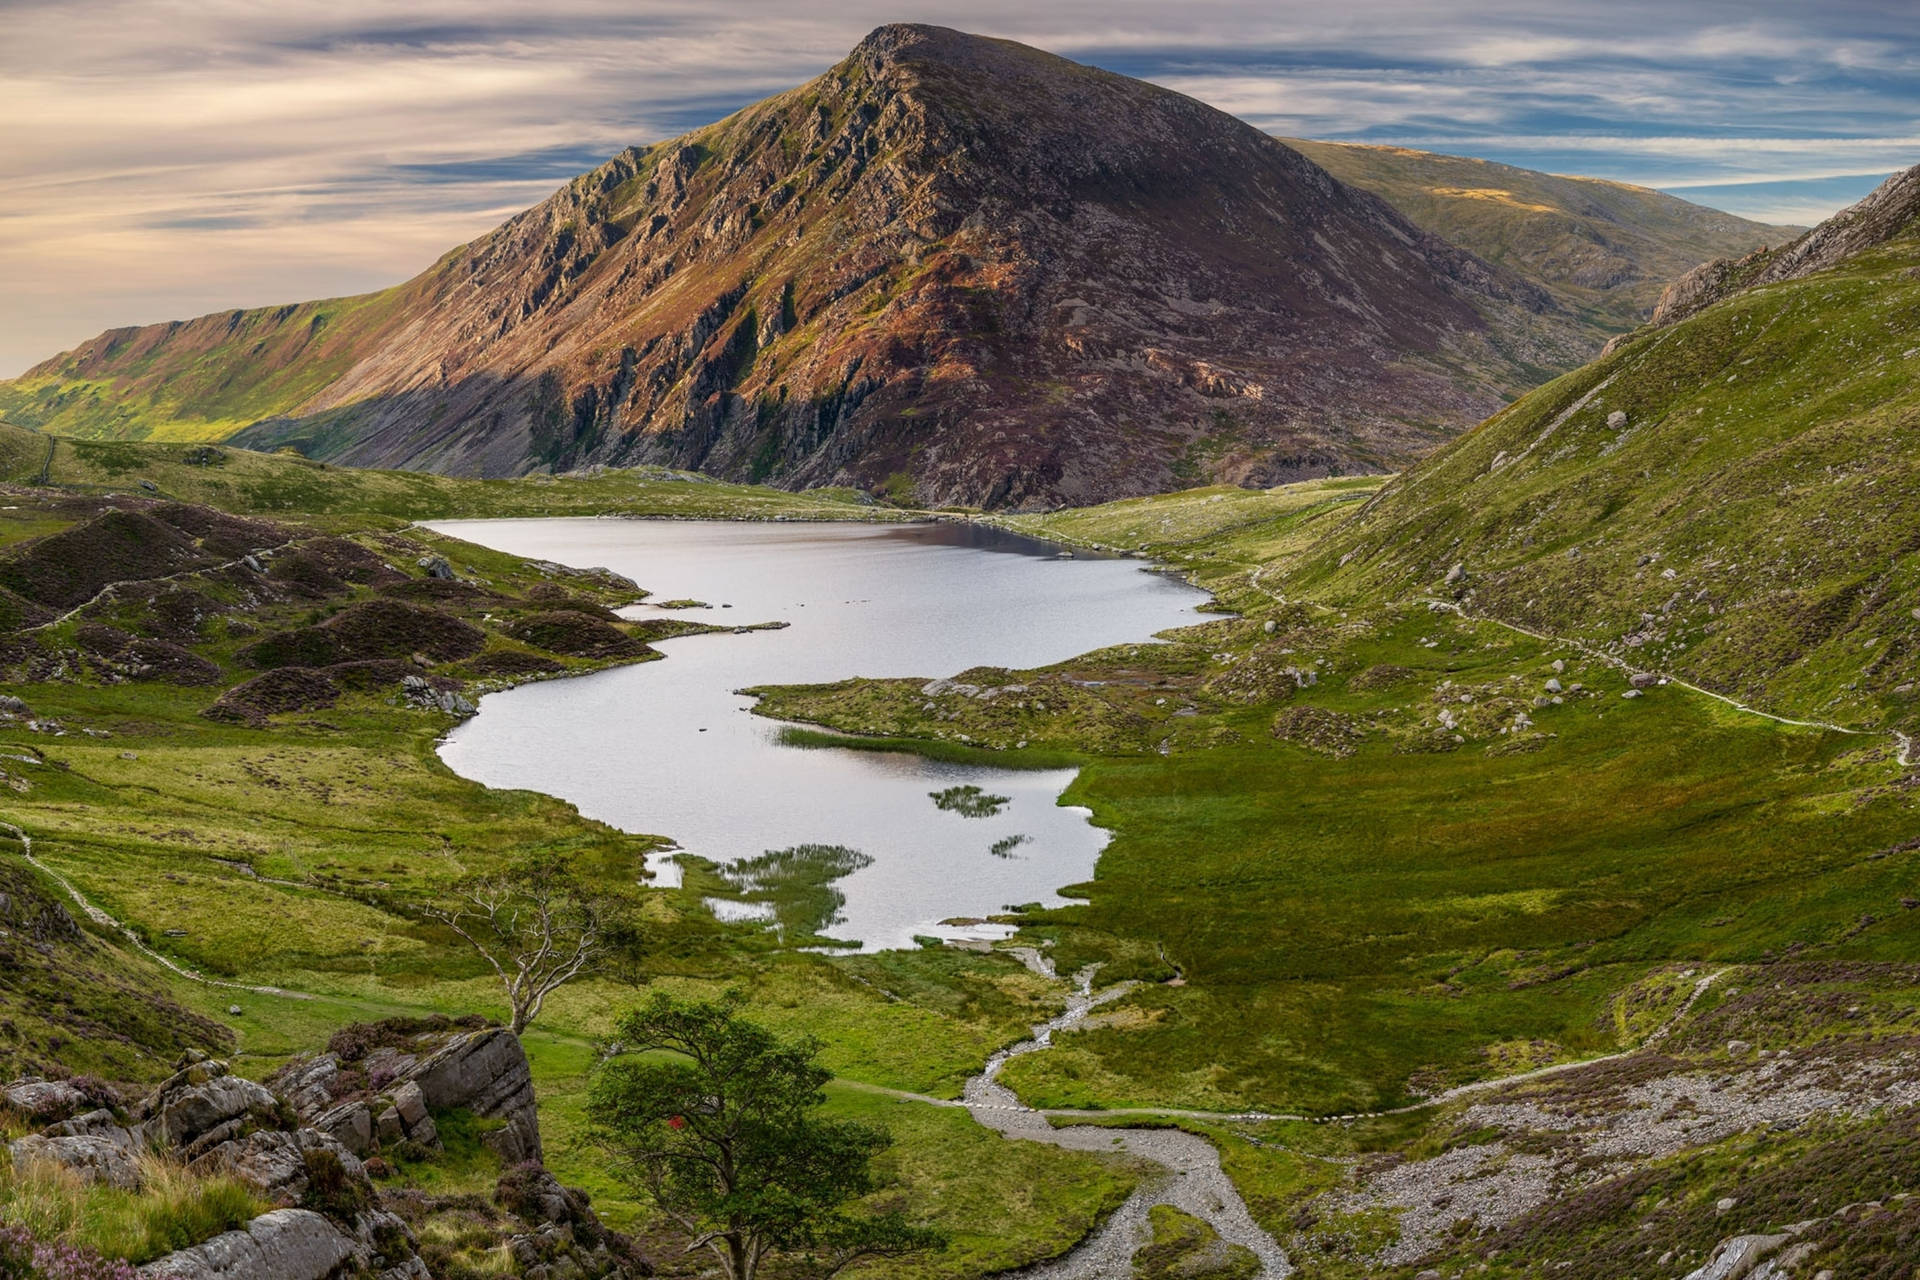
[{"xmin": 1, "ymin": 0, "xmax": 1915, "ymax": 375}]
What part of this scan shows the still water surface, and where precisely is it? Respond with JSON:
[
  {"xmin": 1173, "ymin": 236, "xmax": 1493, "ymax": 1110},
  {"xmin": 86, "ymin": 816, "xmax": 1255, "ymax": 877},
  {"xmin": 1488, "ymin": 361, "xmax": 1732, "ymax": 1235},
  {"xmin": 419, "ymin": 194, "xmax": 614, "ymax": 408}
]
[{"xmin": 432, "ymin": 518, "xmax": 1209, "ymax": 950}]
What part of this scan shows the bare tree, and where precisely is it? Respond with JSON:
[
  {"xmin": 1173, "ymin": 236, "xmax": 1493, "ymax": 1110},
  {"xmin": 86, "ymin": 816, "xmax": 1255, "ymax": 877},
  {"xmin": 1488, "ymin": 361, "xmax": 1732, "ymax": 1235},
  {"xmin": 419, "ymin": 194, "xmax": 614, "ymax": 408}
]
[{"xmin": 426, "ymin": 855, "xmax": 606, "ymax": 1034}]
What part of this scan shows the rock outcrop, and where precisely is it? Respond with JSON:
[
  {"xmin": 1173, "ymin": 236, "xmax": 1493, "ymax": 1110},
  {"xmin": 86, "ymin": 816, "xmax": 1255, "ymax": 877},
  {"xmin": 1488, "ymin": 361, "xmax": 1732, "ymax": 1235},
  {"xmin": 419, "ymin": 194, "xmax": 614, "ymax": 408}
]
[
  {"xmin": 1651, "ymin": 162, "xmax": 1920, "ymax": 327},
  {"xmin": 133, "ymin": 1208, "xmax": 356, "ymax": 1280},
  {"xmin": 273, "ymin": 1019, "xmax": 542, "ymax": 1164}
]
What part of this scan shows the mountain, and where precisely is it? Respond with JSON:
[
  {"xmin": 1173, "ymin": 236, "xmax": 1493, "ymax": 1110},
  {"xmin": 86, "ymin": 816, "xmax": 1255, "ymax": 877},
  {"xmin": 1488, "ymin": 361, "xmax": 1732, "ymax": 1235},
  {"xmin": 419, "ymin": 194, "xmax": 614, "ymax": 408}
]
[
  {"xmin": 0, "ymin": 25, "xmax": 1591, "ymax": 509},
  {"xmin": 1283, "ymin": 138, "xmax": 1801, "ymax": 337},
  {"xmin": 1299, "ymin": 162, "xmax": 1920, "ymax": 728}
]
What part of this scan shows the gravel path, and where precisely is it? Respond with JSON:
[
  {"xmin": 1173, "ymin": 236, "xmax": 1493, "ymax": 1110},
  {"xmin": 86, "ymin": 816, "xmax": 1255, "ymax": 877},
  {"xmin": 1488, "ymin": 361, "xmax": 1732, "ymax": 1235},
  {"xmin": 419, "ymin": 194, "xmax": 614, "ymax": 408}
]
[{"xmin": 964, "ymin": 950, "xmax": 1293, "ymax": 1278}]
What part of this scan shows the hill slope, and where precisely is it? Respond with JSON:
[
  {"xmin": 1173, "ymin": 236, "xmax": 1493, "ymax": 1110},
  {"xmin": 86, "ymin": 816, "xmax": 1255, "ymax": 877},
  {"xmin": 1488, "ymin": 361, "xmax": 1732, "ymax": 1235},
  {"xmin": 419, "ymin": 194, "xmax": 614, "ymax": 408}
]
[
  {"xmin": 0, "ymin": 25, "xmax": 1587, "ymax": 509},
  {"xmin": 1283, "ymin": 139, "xmax": 1800, "ymax": 336},
  {"xmin": 1297, "ymin": 162, "xmax": 1920, "ymax": 731}
]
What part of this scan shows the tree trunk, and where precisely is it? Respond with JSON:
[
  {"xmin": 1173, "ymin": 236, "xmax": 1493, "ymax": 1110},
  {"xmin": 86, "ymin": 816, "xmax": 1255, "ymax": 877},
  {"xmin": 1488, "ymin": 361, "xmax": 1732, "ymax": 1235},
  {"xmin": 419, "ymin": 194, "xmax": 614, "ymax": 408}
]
[{"xmin": 729, "ymin": 1233, "xmax": 753, "ymax": 1280}]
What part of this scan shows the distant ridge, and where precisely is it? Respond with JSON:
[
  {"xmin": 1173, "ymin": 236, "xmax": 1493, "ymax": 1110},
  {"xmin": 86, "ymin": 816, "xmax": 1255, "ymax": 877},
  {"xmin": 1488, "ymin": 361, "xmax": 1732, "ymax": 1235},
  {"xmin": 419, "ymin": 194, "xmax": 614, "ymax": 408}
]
[{"xmin": 1283, "ymin": 138, "xmax": 1801, "ymax": 336}]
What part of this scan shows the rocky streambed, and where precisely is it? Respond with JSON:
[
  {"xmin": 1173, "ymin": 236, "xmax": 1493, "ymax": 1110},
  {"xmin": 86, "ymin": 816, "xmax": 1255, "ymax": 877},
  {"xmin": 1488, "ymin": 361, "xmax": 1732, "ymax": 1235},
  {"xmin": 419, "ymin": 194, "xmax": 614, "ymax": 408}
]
[{"xmin": 965, "ymin": 949, "xmax": 1293, "ymax": 1278}]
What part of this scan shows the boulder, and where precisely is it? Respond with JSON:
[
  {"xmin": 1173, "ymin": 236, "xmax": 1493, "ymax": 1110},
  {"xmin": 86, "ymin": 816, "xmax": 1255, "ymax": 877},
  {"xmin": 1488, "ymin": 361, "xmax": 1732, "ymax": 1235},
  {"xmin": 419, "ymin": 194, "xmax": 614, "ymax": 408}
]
[
  {"xmin": 136, "ymin": 1208, "xmax": 354, "ymax": 1280},
  {"xmin": 1607, "ymin": 410, "xmax": 1628, "ymax": 429},
  {"xmin": 138, "ymin": 1073, "xmax": 281, "ymax": 1157},
  {"xmin": 3, "ymin": 1078, "xmax": 92, "ymax": 1123},
  {"xmin": 310, "ymin": 1100, "xmax": 374, "ymax": 1155},
  {"xmin": 404, "ymin": 1029, "xmax": 541, "ymax": 1162},
  {"xmin": 46, "ymin": 1108, "xmax": 130, "ymax": 1140},
  {"xmin": 188, "ymin": 1128, "xmax": 365, "ymax": 1203},
  {"xmin": 1682, "ymin": 1232, "xmax": 1790, "ymax": 1280},
  {"xmin": 1630, "ymin": 671, "xmax": 1659, "ymax": 689},
  {"xmin": 10, "ymin": 1132, "xmax": 141, "ymax": 1191},
  {"xmin": 417, "ymin": 556, "xmax": 455, "ymax": 581}
]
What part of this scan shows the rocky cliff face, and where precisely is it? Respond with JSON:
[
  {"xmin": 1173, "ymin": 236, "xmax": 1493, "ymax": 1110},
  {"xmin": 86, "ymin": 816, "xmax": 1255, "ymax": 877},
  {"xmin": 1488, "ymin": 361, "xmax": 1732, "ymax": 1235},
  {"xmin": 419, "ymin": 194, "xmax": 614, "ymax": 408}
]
[
  {"xmin": 7, "ymin": 25, "xmax": 1585, "ymax": 508},
  {"xmin": 1651, "ymin": 162, "xmax": 1920, "ymax": 327}
]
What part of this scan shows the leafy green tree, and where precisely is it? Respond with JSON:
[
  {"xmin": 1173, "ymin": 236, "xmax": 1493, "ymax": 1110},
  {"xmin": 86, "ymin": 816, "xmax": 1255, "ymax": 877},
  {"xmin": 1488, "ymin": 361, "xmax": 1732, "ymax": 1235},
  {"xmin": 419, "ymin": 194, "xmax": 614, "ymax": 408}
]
[{"xmin": 588, "ymin": 990, "xmax": 944, "ymax": 1280}]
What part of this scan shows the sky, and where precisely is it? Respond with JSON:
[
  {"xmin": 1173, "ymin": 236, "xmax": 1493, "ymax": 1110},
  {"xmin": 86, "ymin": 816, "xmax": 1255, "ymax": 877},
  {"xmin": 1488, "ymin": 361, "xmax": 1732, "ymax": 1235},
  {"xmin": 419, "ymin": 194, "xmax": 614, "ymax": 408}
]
[{"xmin": 2, "ymin": 0, "xmax": 1916, "ymax": 377}]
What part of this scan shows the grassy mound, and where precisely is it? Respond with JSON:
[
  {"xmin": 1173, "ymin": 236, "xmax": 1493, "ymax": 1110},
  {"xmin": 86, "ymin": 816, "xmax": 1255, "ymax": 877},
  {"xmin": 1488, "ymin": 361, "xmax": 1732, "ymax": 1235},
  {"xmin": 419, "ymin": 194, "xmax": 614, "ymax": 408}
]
[
  {"xmin": 505, "ymin": 610, "xmax": 644, "ymax": 658},
  {"xmin": 244, "ymin": 599, "xmax": 485, "ymax": 668},
  {"xmin": 0, "ymin": 510, "xmax": 210, "ymax": 609}
]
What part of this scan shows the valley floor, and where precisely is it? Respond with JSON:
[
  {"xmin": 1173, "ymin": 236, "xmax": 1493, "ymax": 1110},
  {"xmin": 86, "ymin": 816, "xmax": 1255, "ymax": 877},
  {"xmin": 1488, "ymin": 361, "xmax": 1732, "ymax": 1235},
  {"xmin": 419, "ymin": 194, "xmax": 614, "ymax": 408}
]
[{"xmin": 1, "ymin": 443, "xmax": 1917, "ymax": 1278}]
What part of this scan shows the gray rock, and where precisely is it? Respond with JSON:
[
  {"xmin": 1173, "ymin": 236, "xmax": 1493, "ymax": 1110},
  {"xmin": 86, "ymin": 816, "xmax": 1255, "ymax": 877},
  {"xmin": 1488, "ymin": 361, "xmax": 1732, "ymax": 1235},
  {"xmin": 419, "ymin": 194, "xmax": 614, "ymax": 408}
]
[
  {"xmin": 1682, "ymin": 1232, "xmax": 1788, "ymax": 1280},
  {"xmin": 3, "ymin": 1078, "xmax": 91, "ymax": 1122},
  {"xmin": 189, "ymin": 1128, "xmax": 364, "ymax": 1202},
  {"xmin": 1727, "ymin": 1040, "xmax": 1753, "ymax": 1057},
  {"xmin": 389, "ymin": 1081, "xmax": 436, "ymax": 1147},
  {"xmin": 312, "ymin": 1101, "xmax": 374, "ymax": 1155},
  {"xmin": 403, "ymin": 1029, "xmax": 542, "ymax": 1163},
  {"xmin": 433, "ymin": 690, "xmax": 476, "ymax": 717},
  {"xmin": 0, "ymin": 695, "xmax": 28, "ymax": 716},
  {"xmin": 1544, "ymin": 678, "xmax": 1563, "ymax": 693},
  {"xmin": 1444, "ymin": 562, "xmax": 1466, "ymax": 585},
  {"xmin": 417, "ymin": 556, "xmax": 454, "ymax": 580},
  {"xmin": 10, "ymin": 1132, "xmax": 142, "ymax": 1190},
  {"xmin": 273, "ymin": 1055, "xmax": 342, "ymax": 1119},
  {"xmin": 45, "ymin": 1108, "xmax": 130, "ymax": 1141},
  {"xmin": 1630, "ymin": 672, "xmax": 1659, "ymax": 689},
  {"xmin": 1622, "ymin": 689, "xmax": 1643, "ymax": 699},
  {"xmin": 1607, "ymin": 410, "xmax": 1628, "ymax": 429},
  {"xmin": 139, "ymin": 1073, "xmax": 281, "ymax": 1154},
  {"xmin": 136, "ymin": 1208, "xmax": 354, "ymax": 1280}
]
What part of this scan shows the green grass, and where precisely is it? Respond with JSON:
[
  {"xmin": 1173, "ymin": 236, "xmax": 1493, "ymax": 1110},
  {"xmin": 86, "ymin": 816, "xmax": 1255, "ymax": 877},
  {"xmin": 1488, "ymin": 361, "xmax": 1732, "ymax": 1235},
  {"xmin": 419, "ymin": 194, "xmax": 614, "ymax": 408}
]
[
  {"xmin": 1297, "ymin": 230, "xmax": 1920, "ymax": 732},
  {"xmin": 0, "ymin": 1152, "xmax": 268, "ymax": 1263},
  {"xmin": 761, "ymin": 592, "xmax": 1920, "ymax": 1118},
  {"xmin": 0, "ymin": 419, "xmax": 896, "ymax": 523}
]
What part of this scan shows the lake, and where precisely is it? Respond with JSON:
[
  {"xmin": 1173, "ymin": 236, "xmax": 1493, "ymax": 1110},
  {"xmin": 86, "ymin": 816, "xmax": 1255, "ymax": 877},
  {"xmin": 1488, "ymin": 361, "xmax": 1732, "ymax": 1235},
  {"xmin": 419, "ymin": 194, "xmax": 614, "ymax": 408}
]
[{"xmin": 431, "ymin": 518, "xmax": 1210, "ymax": 950}]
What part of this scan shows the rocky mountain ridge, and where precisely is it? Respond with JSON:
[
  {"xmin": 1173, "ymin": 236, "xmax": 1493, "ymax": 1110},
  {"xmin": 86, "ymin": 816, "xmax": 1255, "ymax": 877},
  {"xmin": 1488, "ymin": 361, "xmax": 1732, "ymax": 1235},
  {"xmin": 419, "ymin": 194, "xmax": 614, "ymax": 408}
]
[
  {"xmin": 1651, "ymin": 162, "xmax": 1920, "ymax": 327},
  {"xmin": 2, "ymin": 24, "xmax": 1590, "ymax": 509}
]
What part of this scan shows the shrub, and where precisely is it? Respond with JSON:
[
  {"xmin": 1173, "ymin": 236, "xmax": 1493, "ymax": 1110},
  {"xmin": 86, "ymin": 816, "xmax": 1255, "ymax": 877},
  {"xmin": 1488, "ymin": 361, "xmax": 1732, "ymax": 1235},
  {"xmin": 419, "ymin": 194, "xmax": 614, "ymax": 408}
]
[
  {"xmin": 299, "ymin": 1149, "xmax": 368, "ymax": 1221},
  {"xmin": 0, "ymin": 1225, "xmax": 138, "ymax": 1280}
]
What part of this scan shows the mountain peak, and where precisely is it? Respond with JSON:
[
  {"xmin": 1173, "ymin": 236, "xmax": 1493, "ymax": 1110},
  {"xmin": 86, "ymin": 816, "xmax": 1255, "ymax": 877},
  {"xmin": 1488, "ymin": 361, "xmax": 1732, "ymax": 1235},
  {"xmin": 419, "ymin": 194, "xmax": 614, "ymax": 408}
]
[{"xmin": 2, "ymin": 30, "xmax": 1593, "ymax": 508}]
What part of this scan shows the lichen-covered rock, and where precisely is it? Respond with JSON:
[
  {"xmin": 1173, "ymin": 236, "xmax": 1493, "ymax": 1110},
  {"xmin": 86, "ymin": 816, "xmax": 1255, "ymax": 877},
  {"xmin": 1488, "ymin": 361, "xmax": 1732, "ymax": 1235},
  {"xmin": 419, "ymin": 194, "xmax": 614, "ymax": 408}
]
[
  {"xmin": 136, "ymin": 1071, "xmax": 280, "ymax": 1157},
  {"xmin": 310, "ymin": 1100, "xmax": 374, "ymax": 1155},
  {"xmin": 2, "ymin": 1078, "xmax": 93, "ymax": 1123},
  {"xmin": 135, "ymin": 1208, "xmax": 354, "ymax": 1280},
  {"xmin": 10, "ymin": 1132, "xmax": 141, "ymax": 1191},
  {"xmin": 405, "ymin": 1029, "xmax": 541, "ymax": 1163},
  {"xmin": 187, "ymin": 1128, "xmax": 364, "ymax": 1204}
]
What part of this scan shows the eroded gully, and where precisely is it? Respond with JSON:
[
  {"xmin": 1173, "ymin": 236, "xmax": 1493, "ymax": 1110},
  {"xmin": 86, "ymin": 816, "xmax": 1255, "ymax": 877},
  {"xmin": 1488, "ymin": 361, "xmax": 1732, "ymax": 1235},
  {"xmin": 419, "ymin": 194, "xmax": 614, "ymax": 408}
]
[{"xmin": 965, "ymin": 948, "xmax": 1293, "ymax": 1278}]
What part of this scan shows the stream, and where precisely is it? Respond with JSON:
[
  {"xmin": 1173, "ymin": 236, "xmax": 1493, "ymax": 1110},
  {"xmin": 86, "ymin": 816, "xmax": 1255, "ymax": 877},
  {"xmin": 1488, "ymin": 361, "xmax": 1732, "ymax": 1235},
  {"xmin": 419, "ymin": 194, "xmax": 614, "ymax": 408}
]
[{"xmin": 968, "ymin": 950, "xmax": 1293, "ymax": 1278}]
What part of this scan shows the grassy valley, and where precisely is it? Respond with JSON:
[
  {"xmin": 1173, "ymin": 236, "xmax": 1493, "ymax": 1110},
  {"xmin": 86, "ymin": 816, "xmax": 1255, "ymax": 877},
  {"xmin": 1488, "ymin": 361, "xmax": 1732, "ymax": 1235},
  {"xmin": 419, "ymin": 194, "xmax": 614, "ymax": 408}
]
[{"xmin": 0, "ymin": 157, "xmax": 1915, "ymax": 1280}]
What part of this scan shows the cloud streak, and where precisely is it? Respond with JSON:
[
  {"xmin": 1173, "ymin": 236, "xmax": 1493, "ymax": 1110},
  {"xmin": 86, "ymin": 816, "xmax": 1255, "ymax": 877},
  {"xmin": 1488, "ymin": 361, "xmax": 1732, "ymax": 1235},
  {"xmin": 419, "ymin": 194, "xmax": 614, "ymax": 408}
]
[{"xmin": 1, "ymin": 0, "xmax": 1915, "ymax": 375}]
